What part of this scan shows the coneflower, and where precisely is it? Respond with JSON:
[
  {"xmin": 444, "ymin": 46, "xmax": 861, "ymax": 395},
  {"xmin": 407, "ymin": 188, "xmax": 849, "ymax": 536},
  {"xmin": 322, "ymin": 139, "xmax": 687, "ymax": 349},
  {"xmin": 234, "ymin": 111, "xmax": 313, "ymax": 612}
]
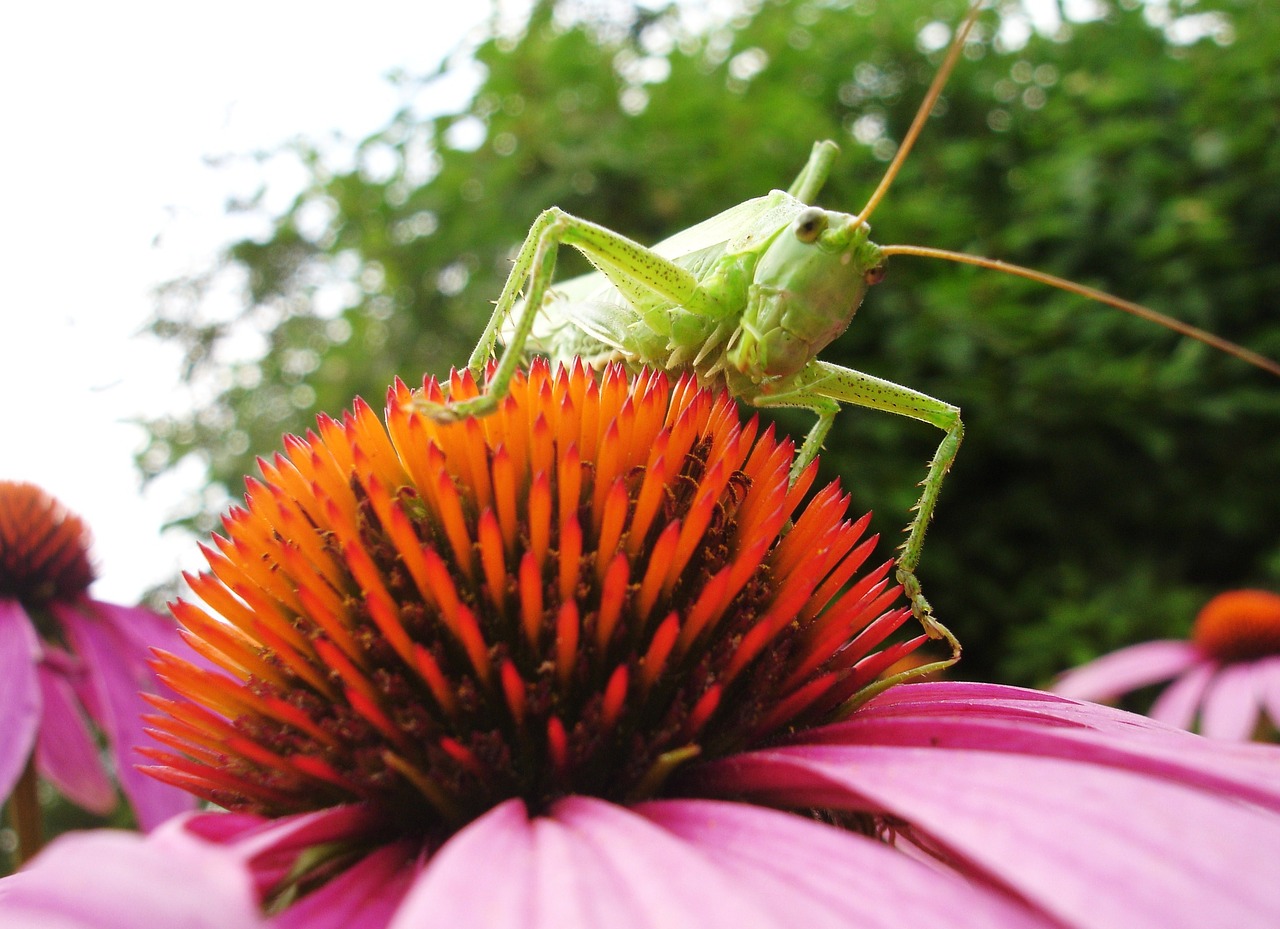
[
  {"xmin": 7, "ymin": 363, "xmax": 1280, "ymax": 929},
  {"xmin": 0, "ymin": 481, "xmax": 193, "ymax": 861},
  {"xmin": 143, "ymin": 360, "xmax": 919, "ymax": 826},
  {"xmin": 1055, "ymin": 589, "xmax": 1280, "ymax": 740}
]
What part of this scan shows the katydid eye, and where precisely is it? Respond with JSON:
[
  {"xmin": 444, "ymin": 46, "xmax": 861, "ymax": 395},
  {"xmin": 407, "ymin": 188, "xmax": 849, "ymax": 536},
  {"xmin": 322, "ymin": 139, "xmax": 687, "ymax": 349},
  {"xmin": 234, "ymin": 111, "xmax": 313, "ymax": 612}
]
[
  {"xmin": 864, "ymin": 263, "xmax": 887, "ymax": 285},
  {"xmin": 794, "ymin": 208, "xmax": 828, "ymax": 244}
]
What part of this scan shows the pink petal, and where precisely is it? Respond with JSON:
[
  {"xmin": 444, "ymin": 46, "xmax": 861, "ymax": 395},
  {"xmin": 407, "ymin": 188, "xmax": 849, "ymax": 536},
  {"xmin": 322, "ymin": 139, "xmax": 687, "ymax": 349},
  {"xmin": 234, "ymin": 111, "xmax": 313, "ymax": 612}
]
[
  {"xmin": 699, "ymin": 689, "xmax": 1280, "ymax": 929},
  {"xmin": 874, "ymin": 680, "xmax": 1064, "ymax": 705},
  {"xmin": 98, "ymin": 601, "xmax": 186, "ymax": 657},
  {"xmin": 388, "ymin": 800, "xmax": 535, "ymax": 928},
  {"xmin": 273, "ymin": 842, "xmax": 418, "ymax": 929},
  {"xmin": 801, "ymin": 682, "xmax": 1280, "ymax": 808},
  {"xmin": 1147, "ymin": 660, "xmax": 1215, "ymax": 730},
  {"xmin": 1199, "ymin": 661, "xmax": 1263, "ymax": 740},
  {"xmin": 178, "ymin": 810, "xmax": 275, "ymax": 845},
  {"xmin": 54, "ymin": 600, "xmax": 195, "ymax": 828},
  {"xmin": 0, "ymin": 600, "xmax": 41, "ymax": 801},
  {"xmin": 163, "ymin": 806, "xmax": 395, "ymax": 903},
  {"xmin": 1260, "ymin": 657, "xmax": 1280, "ymax": 731},
  {"xmin": 0, "ymin": 826, "xmax": 264, "ymax": 929},
  {"xmin": 191, "ymin": 803, "xmax": 383, "ymax": 854},
  {"xmin": 34, "ymin": 663, "xmax": 115, "ymax": 814},
  {"xmin": 395, "ymin": 796, "xmax": 1050, "ymax": 929},
  {"xmin": 635, "ymin": 798, "xmax": 1051, "ymax": 929},
  {"xmin": 537, "ymin": 797, "xmax": 849, "ymax": 929},
  {"xmin": 217, "ymin": 805, "xmax": 390, "ymax": 897},
  {"xmin": 1051, "ymin": 639, "xmax": 1199, "ymax": 701}
]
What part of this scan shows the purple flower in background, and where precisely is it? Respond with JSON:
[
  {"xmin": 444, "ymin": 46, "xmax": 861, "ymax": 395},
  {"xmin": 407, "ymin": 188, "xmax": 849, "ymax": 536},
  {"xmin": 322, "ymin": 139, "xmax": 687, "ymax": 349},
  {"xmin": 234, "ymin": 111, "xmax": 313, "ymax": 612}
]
[
  {"xmin": 0, "ymin": 481, "xmax": 194, "ymax": 835},
  {"xmin": 1054, "ymin": 589, "xmax": 1280, "ymax": 741}
]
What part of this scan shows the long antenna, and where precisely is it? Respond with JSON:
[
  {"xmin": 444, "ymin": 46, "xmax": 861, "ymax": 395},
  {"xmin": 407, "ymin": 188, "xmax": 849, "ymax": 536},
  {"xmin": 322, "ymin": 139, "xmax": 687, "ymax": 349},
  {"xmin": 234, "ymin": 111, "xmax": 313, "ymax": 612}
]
[
  {"xmin": 858, "ymin": 1, "xmax": 986, "ymax": 225},
  {"xmin": 880, "ymin": 244, "xmax": 1280, "ymax": 377}
]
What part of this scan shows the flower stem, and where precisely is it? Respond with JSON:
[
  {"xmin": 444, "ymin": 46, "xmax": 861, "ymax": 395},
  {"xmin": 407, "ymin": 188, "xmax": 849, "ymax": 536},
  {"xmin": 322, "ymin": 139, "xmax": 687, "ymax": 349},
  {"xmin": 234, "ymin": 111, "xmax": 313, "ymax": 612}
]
[{"xmin": 9, "ymin": 756, "xmax": 43, "ymax": 866}]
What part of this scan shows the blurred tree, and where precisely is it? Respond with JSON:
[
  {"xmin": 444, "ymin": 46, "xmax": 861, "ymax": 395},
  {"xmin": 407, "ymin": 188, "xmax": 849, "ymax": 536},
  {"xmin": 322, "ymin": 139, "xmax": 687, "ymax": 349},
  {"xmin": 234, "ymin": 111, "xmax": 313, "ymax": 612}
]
[{"xmin": 142, "ymin": 0, "xmax": 1280, "ymax": 684}]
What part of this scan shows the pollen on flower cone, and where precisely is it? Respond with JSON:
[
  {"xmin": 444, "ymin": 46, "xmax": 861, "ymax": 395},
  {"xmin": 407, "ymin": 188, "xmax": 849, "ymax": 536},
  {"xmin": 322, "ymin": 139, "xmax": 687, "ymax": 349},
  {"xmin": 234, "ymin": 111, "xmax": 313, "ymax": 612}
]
[
  {"xmin": 0, "ymin": 481, "xmax": 96, "ymax": 603},
  {"xmin": 1192, "ymin": 589, "xmax": 1280, "ymax": 663},
  {"xmin": 142, "ymin": 361, "xmax": 917, "ymax": 832}
]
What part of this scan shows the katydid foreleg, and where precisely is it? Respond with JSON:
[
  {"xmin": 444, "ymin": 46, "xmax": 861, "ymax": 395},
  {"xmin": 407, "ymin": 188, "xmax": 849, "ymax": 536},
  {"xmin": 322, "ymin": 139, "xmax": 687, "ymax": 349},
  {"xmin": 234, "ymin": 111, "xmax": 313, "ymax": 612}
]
[{"xmin": 752, "ymin": 360, "xmax": 964, "ymax": 659}]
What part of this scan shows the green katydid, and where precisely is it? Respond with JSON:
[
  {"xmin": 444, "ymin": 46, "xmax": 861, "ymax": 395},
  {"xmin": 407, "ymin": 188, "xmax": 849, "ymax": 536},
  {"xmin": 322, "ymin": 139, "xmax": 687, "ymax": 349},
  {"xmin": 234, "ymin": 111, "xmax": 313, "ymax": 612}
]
[{"xmin": 418, "ymin": 1, "xmax": 1280, "ymax": 662}]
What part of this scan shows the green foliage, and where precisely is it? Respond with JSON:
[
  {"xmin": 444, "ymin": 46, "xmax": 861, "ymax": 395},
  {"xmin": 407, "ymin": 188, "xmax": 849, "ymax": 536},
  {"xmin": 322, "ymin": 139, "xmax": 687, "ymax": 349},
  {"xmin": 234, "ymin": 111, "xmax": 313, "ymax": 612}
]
[{"xmin": 142, "ymin": 0, "xmax": 1280, "ymax": 684}]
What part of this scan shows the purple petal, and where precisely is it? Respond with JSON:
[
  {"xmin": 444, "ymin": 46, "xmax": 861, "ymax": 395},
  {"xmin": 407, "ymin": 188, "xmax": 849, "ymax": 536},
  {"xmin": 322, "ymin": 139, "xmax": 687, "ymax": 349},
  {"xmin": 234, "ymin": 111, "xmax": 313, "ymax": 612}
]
[
  {"xmin": 1051, "ymin": 639, "xmax": 1198, "ymax": 701},
  {"xmin": 34, "ymin": 663, "xmax": 115, "ymax": 813},
  {"xmin": 400, "ymin": 798, "xmax": 921, "ymax": 929},
  {"xmin": 98, "ymin": 601, "xmax": 187, "ymax": 657},
  {"xmin": 396, "ymin": 800, "xmax": 771, "ymax": 929},
  {"xmin": 1147, "ymin": 660, "xmax": 1215, "ymax": 730},
  {"xmin": 699, "ymin": 687, "xmax": 1280, "ymax": 929},
  {"xmin": 0, "ymin": 600, "xmax": 41, "ymax": 802},
  {"xmin": 533, "ymin": 797, "xmax": 828, "ymax": 929},
  {"xmin": 0, "ymin": 825, "xmax": 264, "ymax": 929},
  {"xmin": 706, "ymin": 745, "xmax": 1280, "ymax": 929},
  {"xmin": 273, "ymin": 842, "xmax": 418, "ymax": 929},
  {"xmin": 178, "ymin": 810, "xmax": 274, "ymax": 845},
  {"xmin": 635, "ymin": 798, "xmax": 1051, "ymax": 929},
  {"xmin": 228, "ymin": 806, "xmax": 390, "ymax": 896},
  {"xmin": 54, "ymin": 600, "xmax": 194, "ymax": 828},
  {"xmin": 389, "ymin": 800, "xmax": 536, "ymax": 928},
  {"xmin": 1260, "ymin": 657, "xmax": 1280, "ymax": 731},
  {"xmin": 163, "ymin": 806, "xmax": 394, "ymax": 902},
  {"xmin": 394, "ymin": 796, "xmax": 1051, "ymax": 929},
  {"xmin": 798, "ymin": 682, "xmax": 1280, "ymax": 808},
  {"xmin": 1199, "ymin": 661, "xmax": 1263, "ymax": 741},
  {"xmin": 194, "ymin": 804, "xmax": 384, "ymax": 858}
]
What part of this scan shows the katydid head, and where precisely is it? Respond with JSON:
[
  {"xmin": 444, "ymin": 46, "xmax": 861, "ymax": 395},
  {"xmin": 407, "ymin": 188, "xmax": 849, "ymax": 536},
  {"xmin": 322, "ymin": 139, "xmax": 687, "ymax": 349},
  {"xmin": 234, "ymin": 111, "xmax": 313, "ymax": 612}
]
[
  {"xmin": 721, "ymin": 3, "xmax": 981, "ymax": 383},
  {"xmin": 728, "ymin": 206, "xmax": 885, "ymax": 380}
]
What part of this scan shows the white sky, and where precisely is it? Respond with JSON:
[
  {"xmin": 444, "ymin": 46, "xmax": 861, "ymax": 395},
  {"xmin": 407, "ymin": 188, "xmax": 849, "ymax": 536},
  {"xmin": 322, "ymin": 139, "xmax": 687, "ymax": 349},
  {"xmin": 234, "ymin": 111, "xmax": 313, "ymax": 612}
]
[{"xmin": 0, "ymin": 2, "xmax": 510, "ymax": 602}]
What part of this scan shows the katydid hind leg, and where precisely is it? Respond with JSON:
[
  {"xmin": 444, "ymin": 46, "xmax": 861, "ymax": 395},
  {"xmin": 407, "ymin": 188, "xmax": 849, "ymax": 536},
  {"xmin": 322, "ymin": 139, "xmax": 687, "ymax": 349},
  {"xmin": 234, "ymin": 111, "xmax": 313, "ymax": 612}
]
[
  {"xmin": 786, "ymin": 140, "xmax": 838, "ymax": 203},
  {"xmin": 754, "ymin": 360, "xmax": 964, "ymax": 659},
  {"xmin": 419, "ymin": 209, "xmax": 566, "ymax": 421},
  {"xmin": 422, "ymin": 206, "xmax": 701, "ymax": 421},
  {"xmin": 464, "ymin": 210, "xmax": 559, "ymax": 378}
]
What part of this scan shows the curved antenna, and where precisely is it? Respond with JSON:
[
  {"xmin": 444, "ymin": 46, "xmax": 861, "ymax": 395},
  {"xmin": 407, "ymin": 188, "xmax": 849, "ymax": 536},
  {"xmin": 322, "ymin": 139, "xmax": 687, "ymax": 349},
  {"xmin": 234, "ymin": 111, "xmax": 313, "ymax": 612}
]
[
  {"xmin": 880, "ymin": 244, "xmax": 1280, "ymax": 377},
  {"xmin": 858, "ymin": 1, "xmax": 987, "ymax": 225}
]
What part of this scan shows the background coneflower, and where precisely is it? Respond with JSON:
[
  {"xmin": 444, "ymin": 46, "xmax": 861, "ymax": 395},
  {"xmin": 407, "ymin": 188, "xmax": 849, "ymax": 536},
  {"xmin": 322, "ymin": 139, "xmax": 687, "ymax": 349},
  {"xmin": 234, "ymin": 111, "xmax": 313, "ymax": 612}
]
[
  {"xmin": 1055, "ymin": 589, "xmax": 1280, "ymax": 740},
  {"xmin": 12, "ymin": 363, "xmax": 1279, "ymax": 929},
  {"xmin": 0, "ymin": 482, "xmax": 194, "ymax": 863}
]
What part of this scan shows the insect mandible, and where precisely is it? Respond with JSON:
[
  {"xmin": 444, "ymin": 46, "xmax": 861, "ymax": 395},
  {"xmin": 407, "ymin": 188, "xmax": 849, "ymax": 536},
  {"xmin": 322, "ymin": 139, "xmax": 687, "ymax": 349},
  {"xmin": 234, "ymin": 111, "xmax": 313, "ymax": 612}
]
[{"xmin": 417, "ymin": 1, "xmax": 1280, "ymax": 663}]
